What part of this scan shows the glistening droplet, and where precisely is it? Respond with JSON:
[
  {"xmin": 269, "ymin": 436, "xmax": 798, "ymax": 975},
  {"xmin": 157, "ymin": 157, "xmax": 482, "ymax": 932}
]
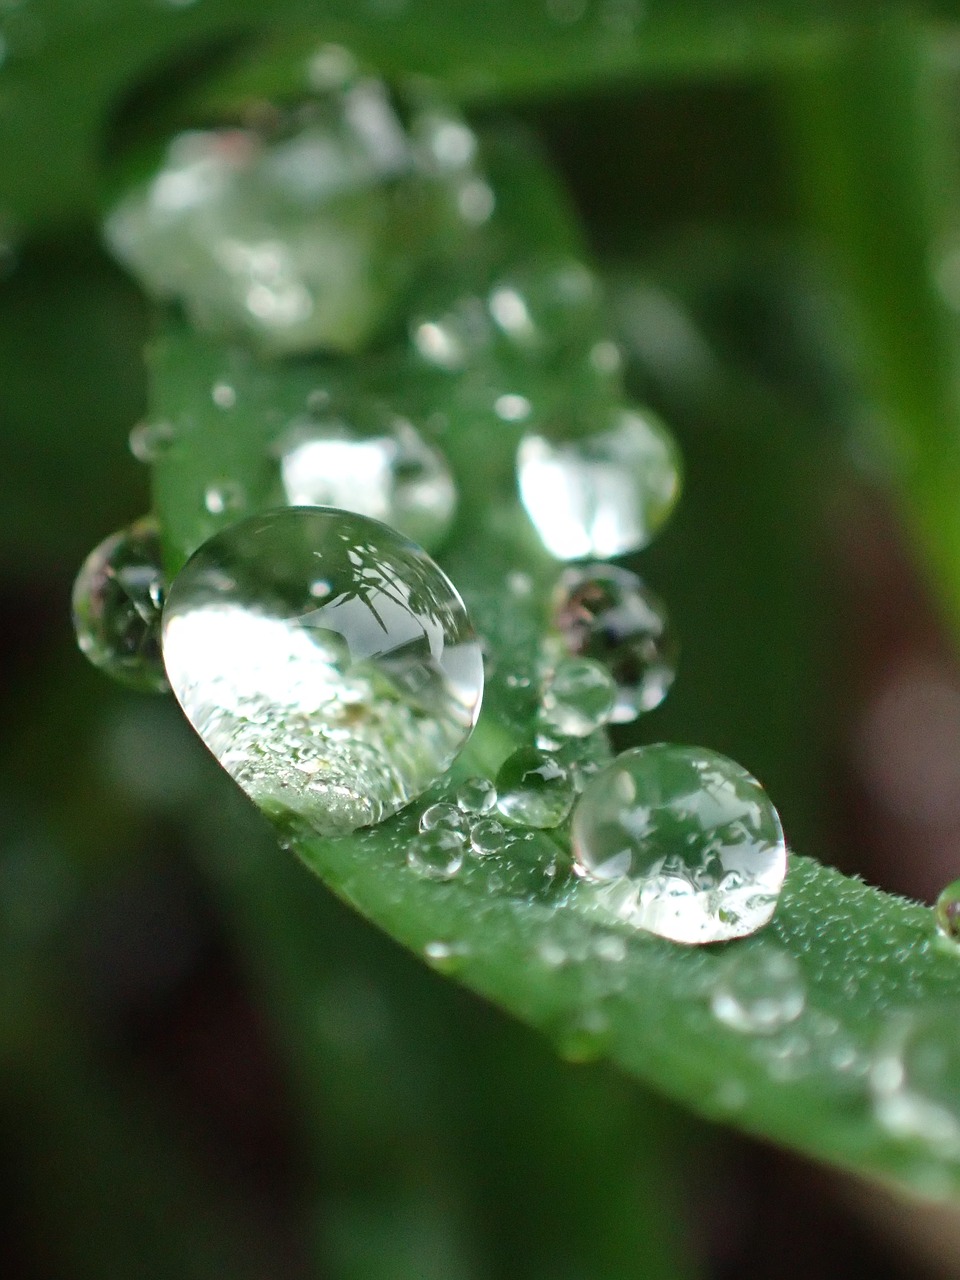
[
  {"xmin": 161, "ymin": 508, "xmax": 483, "ymax": 835},
  {"xmin": 711, "ymin": 944, "xmax": 805, "ymax": 1034},
  {"xmin": 72, "ymin": 518, "xmax": 168, "ymax": 693},
  {"xmin": 496, "ymin": 748, "xmax": 574, "ymax": 828},
  {"xmin": 554, "ymin": 564, "xmax": 677, "ymax": 721},
  {"xmin": 539, "ymin": 657, "xmax": 616, "ymax": 738},
  {"xmin": 517, "ymin": 406, "xmax": 681, "ymax": 560},
  {"xmin": 572, "ymin": 744, "xmax": 786, "ymax": 944}
]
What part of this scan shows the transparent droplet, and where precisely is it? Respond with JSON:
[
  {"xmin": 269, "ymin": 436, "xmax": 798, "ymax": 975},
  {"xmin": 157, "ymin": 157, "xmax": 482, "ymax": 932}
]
[
  {"xmin": 129, "ymin": 419, "xmax": 176, "ymax": 463},
  {"xmin": 710, "ymin": 944, "xmax": 805, "ymax": 1034},
  {"xmin": 934, "ymin": 878, "xmax": 960, "ymax": 946},
  {"xmin": 72, "ymin": 518, "xmax": 169, "ymax": 693},
  {"xmin": 211, "ymin": 380, "xmax": 237, "ymax": 409},
  {"xmin": 204, "ymin": 479, "xmax": 246, "ymax": 516},
  {"xmin": 470, "ymin": 816, "xmax": 505, "ymax": 855},
  {"xmin": 572, "ymin": 744, "xmax": 786, "ymax": 944},
  {"xmin": 496, "ymin": 747, "xmax": 574, "ymax": 828},
  {"xmin": 554, "ymin": 564, "xmax": 677, "ymax": 721},
  {"xmin": 407, "ymin": 828, "xmax": 465, "ymax": 880},
  {"xmin": 419, "ymin": 802, "xmax": 469, "ymax": 836},
  {"xmin": 423, "ymin": 938, "xmax": 468, "ymax": 971},
  {"xmin": 456, "ymin": 776, "xmax": 496, "ymax": 813},
  {"xmin": 161, "ymin": 508, "xmax": 484, "ymax": 835},
  {"xmin": 276, "ymin": 405, "xmax": 456, "ymax": 550},
  {"xmin": 539, "ymin": 657, "xmax": 616, "ymax": 738},
  {"xmin": 870, "ymin": 1008, "xmax": 960, "ymax": 1158},
  {"xmin": 517, "ymin": 406, "xmax": 681, "ymax": 560}
]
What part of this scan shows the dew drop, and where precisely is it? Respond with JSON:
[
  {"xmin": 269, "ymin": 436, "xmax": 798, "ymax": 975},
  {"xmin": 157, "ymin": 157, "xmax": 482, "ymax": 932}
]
[
  {"xmin": 571, "ymin": 744, "xmax": 787, "ymax": 944},
  {"xmin": 554, "ymin": 564, "xmax": 677, "ymax": 721},
  {"xmin": 870, "ymin": 1008, "xmax": 960, "ymax": 1157},
  {"xmin": 211, "ymin": 380, "xmax": 237, "ymax": 409},
  {"xmin": 934, "ymin": 878, "xmax": 960, "ymax": 947},
  {"xmin": 72, "ymin": 518, "xmax": 168, "ymax": 693},
  {"xmin": 419, "ymin": 802, "xmax": 469, "ymax": 836},
  {"xmin": 423, "ymin": 938, "xmax": 468, "ymax": 971},
  {"xmin": 204, "ymin": 479, "xmax": 246, "ymax": 516},
  {"xmin": 517, "ymin": 406, "xmax": 681, "ymax": 560},
  {"xmin": 129, "ymin": 419, "xmax": 176, "ymax": 464},
  {"xmin": 470, "ymin": 816, "xmax": 505, "ymax": 855},
  {"xmin": 407, "ymin": 829, "xmax": 465, "ymax": 880},
  {"xmin": 456, "ymin": 776, "xmax": 496, "ymax": 813},
  {"xmin": 276, "ymin": 405, "xmax": 456, "ymax": 550},
  {"xmin": 161, "ymin": 508, "xmax": 483, "ymax": 835},
  {"xmin": 539, "ymin": 657, "xmax": 616, "ymax": 738},
  {"xmin": 710, "ymin": 944, "xmax": 805, "ymax": 1034},
  {"xmin": 496, "ymin": 747, "xmax": 574, "ymax": 828}
]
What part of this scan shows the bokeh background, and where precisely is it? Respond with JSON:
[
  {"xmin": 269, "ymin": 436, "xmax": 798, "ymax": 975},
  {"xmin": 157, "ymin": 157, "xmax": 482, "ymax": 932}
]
[{"xmin": 4, "ymin": 7, "xmax": 960, "ymax": 1277}]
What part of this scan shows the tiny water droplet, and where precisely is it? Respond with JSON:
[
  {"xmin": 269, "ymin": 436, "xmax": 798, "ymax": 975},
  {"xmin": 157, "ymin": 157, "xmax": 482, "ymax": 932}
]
[
  {"xmin": 72, "ymin": 518, "xmax": 168, "ymax": 693},
  {"xmin": 572, "ymin": 745, "xmax": 786, "ymax": 944},
  {"xmin": 539, "ymin": 657, "xmax": 616, "ymax": 738},
  {"xmin": 419, "ymin": 802, "xmax": 469, "ymax": 836},
  {"xmin": 496, "ymin": 747, "xmax": 574, "ymax": 828},
  {"xmin": 494, "ymin": 393, "xmax": 533, "ymax": 423},
  {"xmin": 711, "ymin": 944, "xmax": 805, "ymax": 1034},
  {"xmin": 870, "ymin": 1008, "xmax": 960, "ymax": 1157},
  {"xmin": 129, "ymin": 419, "xmax": 176, "ymax": 464},
  {"xmin": 407, "ymin": 828, "xmax": 465, "ymax": 880},
  {"xmin": 554, "ymin": 564, "xmax": 676, "ymax": 720},
  {"xmin": 456, "ymin": 776, "xmax": 496, "ymax": 813},
  {"xmin": 470, "ymin": 816, "xmax": 505, "ymax": 855},
  {"xmin": 161, "ymin": 508, "xmax": 483, "ymax": 835},
  {"xmin": 277, "ymin": 404, "xmax": 456, "ymax": 551},
  {"xmin": 517, "ymin": 406, "xmax": 681, "ymax": 560},
  {"xmin": 423, "ymin": 938, "xmax": 468, "ymax": 971},
  {"xmin": 204, "ymin": 479, "xmax": 246, "ymax": 516},
  {"xmin": 934, "ymin": 878, "xmax": 960, "ymax": 946},
  {"xmin": 211, "ymin": 380, "xmax": 237, "ymax": 409}
]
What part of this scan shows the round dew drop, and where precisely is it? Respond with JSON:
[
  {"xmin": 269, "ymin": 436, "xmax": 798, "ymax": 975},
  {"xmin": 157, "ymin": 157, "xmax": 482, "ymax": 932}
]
[
  {"xmin": 710, "ymin": 944, "xmax": 805, "ymax": 1034},
  {"xmin": 456, "ymin": 776, "xmax": 496, "ymax": 813},
  {"xmin": 72, "ymin": 517, "xmax": 169, "ymax": 693},
  {"xmin": 934, "ymin": 878, "xmax": 960, "ymax": 946},
  {"xmin": 496, "ymin": 747, "xmax": 574, "ymax": 828},
  {"xmin": 419, "ymin": 802, "xmax": 469, "ymax": 836},
  {"xmin": 470, "ymin": 816, "xmax": 505, "ymax": 855},
  {"xmin": 161, "ymin": 508, "xmax": 483, "ymax": 836},
  {"xmin": 517, "ymin": 406, "xmax": 681, "ymax": 561},
  {"xmin": 571, "ymin": 744, "xmax": 787, "ymax": 944},
  {"xmin": 539, "ymin": 656, "xmax": 616, "ymax": 738},
  {"xmin": 553, "ymin": 563, "xmax": 676, "ymax": 721},
  {"xmin": 407, "ymin": 828, "xmax": 465, "ymax": 880}
]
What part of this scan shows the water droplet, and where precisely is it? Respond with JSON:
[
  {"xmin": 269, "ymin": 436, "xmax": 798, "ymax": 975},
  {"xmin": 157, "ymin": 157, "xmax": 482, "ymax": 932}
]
[
  {"xmin": 495, "ymin": 748, "xmax": 574, "ymax": 828},
  {"xmin": 277, "ymin": 404, "xmax": 456, "ymax": 550},
  {"xmin": 517, "ymin": 406, "xmax": 681, "ymax": 560},
  {"xmin": 129, "ymin": 419, "xmax": 176, "ymax": 463},
  {"xmin": 554, "ymin": 564, "xmax": 676, "ymax": 721},
  {"xmin": 455, "ymin": 776, "xmax": 496, "ymax": 813},
  {"xmin": 407, "ymin": 829, "xmax": 465, "ymax": 880},
  {"xmin": 870, "ymin": 1008, "xmax": 960, "ymax": 1157},
  {"xmin": 423, "ymin": 938, "xmax": 468, "ymax": 970},
  {"xmin": 572, "ymin": 745, "xmax": 786, "ymax": 944},
  {"xmin": 710, "ymin": 944, "xmax": 805, "ymax": 1034},
  {"xmin": 470, "ymin": 816, "xmax": 505, "ymax": 855},
  {"xmin": 539, "ymin": 657, "xmax": 616, "ymax": 738},
  {"xmin": 161, "ymin": 508, "xmax": 483, "ymax": 835},
  {"xmin": 494, "ymin": 393, "xmax": 533, "ymax": 423},
  {"xmin": 204, "ymin": 479, "xmax": 246, "ymax": 516},
  {"xmin": 935, "ymin": 878, "xmax": 960, "ymax": 946},
  {"xmin": 72, "ymin": 518, "xmax": 168, "ymax": 693},
  {"xmin": 419, "ymin": 802, "xmax": 469, "ymax": 835},
  {"xmin": 211, "ymin": 380, "xmax": 237, "ymax": 409}
]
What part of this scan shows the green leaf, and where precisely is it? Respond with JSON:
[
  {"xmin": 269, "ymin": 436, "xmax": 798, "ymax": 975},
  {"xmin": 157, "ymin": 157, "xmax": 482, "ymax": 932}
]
[{"xmin": 145, "ymin": 129, "xmax": 960, "ymax": 1204}]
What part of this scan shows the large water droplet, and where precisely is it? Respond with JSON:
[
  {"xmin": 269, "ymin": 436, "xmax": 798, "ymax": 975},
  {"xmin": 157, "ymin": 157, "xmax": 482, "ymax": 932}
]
[
  {"xmin": 554, "ymin": 564, "xmax": 676, "ymax": 721},
  {"xmin": 934, "ymin": 878, "xmax": 960, "ymax": 947},
  {"xmin": 276, "ymin": 403, "xmax": 456, "ymax": 550},
  {"xmin": 871, "ymin": 1008, "xmax": 960, "ymax": 1157},
  {"xmin": 571, "ymin": 745, "xmax": 786, "ymax": 944},
  {"xmin": 710, "ymin": 944, "xmax": 805, "ymax": 1033},
  {"xmin": 72, "ymin": 518, "xmax": 168, "ymax": 693},
  {"xmin": 496, "ymin": 747, "xmax": 574, "ymax": 828},
  {"xmin": 517, "ymin": 406, "xmax": 681, "ymax": 560},
  {"xmin": 539, "ymin": 656, "xmax": 616, "ymax": 738},
  {"xmin": 161, "ymin": 508, "xmax": 483, "ymax": 835}
]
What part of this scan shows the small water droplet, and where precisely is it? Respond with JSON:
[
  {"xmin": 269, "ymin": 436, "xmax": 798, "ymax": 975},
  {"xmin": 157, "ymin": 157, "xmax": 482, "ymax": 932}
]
[
  {"xmin": 204, "ymin": 479, "xmax": 246, "ymax": 515},
  {"xmin": 470, "ymin": 816, "xmax": 505, "ymax": 855},
  {"xmin": 554, "ymin": 564, "xmax": 676, "ymax": 720},
  {"xmin": 419, "ymin": 802, "xmax": 469, "ymax": 835},
  {"xmin": 407, "ymin": 828, "xmax": 465, "ymax": 880},
  {"xmin": 456, "ymin": 776, "xmax": 496, "ymax": 813},
  {"xmin": 72, "ymin": 518, "xmax": 168, "ymax": 693},
  {"xmin": 870, "ymin": 1008, "xmax": 960, "ymax": 1157},
  {"xmin": 539, "ymin": 657, "xmax": 616, "ymax": 738},
  {"xmin": 935, "ymin": 878, "xmax": 960, "ymax": 947},
  {"xmin": 129, "ymin": 419, "xmax": 176, "ymax": 464},
  {"xmin": 423, "ymin": 938, "xmax": 468, "ymax": 970},
  {"xmin": 496, "ymin": 747, "xmax": 574, "ymax": 828},
  {"xmin": 710, "ymin": 944, "xmax": 805, "ymax": 1034},
  {"xmin": 572, "ymin": 744, "xmax": 786, "ymax": 944},
  {"xmin": 517, "ymin": 406, "xmax": 681, "ymax": 560},
  {"xmin": 211, "ymin": 380, "xmax": 237, "ymax": 409},
  {"xmin": 494, "ymin": 392, "xmax": 533, "ymax": 423},
  {"xmin": 161, "ymin": 508, "xmax": 483, "ymax": 835},
  {"xmin": 276, "ymin": 404, "xmax": 456, "ymax": 551}
]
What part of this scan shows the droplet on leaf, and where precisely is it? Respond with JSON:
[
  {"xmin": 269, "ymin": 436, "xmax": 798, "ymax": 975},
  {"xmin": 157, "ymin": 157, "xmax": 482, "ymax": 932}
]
[{"xmin": 496, "ymin": 747, "xmax": 574, "ymax": 828}]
